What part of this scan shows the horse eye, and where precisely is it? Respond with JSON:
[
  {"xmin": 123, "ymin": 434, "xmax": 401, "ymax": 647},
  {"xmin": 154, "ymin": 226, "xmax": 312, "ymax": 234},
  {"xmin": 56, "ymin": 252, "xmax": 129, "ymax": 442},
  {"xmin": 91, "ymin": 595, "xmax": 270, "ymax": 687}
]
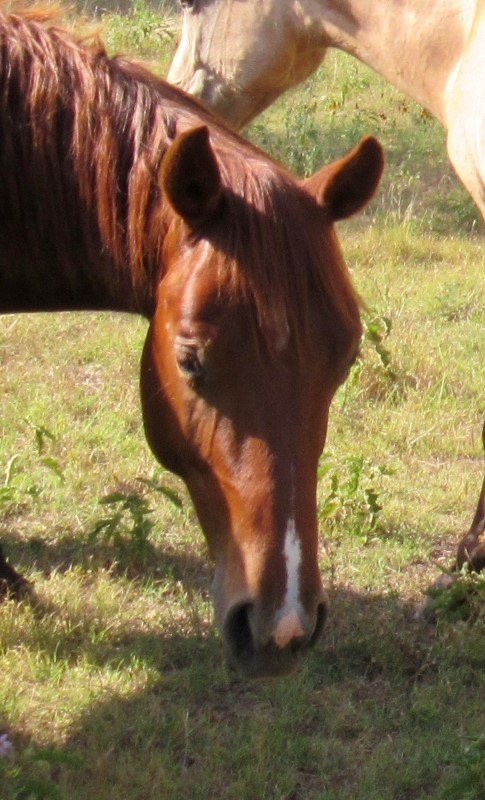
[
  {"xmin": 176, "ymin": 346, "xmax": 205, "ymax": 382},
  {"xmin": 180, "ymin": 0, "xmax": 196, "ymax": 9}
]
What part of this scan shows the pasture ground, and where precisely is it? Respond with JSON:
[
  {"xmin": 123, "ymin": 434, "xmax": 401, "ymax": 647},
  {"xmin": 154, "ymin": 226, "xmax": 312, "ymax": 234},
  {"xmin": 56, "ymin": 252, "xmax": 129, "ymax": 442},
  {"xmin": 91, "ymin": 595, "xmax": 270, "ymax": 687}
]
[{"xmin": 0, "ymin": 4, "xmax": 484, "ymax": 798}]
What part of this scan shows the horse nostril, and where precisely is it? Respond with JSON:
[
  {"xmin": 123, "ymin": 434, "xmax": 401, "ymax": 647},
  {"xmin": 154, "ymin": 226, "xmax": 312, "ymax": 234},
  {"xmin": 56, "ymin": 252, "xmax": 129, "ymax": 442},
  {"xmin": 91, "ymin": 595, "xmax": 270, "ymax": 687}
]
[
  {"xmin": 290, "ymin": 634, "xmax": 307, "ymax": 655},
  {"xmin": 223, "ymin": 602, "xmax": 255, "ymax": 665}
]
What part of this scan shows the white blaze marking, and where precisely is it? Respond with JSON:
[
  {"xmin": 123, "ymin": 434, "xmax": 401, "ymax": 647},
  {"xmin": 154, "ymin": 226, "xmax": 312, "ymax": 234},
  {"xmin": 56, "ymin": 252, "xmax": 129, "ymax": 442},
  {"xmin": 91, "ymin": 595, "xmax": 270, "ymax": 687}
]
[
  {"xmin": 273, "ymin": 518, "xmax": 305, "ymax": 648},
  {"xmin": 283, "ymin": 519, "xmax": 301, "ymax": 611}
]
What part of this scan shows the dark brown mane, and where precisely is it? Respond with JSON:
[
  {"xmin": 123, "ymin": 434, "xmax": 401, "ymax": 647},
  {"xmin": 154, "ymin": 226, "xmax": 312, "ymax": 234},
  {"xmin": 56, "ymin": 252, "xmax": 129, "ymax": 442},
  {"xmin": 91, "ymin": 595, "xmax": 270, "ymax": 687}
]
[
  {"xmin": 0, "ymin": 4, "xmax": 177, "ymax": 313},
  {"xmin": 0, "ymin": 4, "xmax": 361, "ymax": 342}
]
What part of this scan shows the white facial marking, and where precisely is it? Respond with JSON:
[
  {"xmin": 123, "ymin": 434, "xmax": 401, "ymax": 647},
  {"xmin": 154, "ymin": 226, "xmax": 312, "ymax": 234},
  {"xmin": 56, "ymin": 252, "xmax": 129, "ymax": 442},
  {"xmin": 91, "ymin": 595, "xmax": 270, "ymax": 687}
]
[
  {"xmin": 273, "ymin": 518, "xmax": 305, "ymax": 648},
  {"xmin": 283, "ymin": 519, "xmax": 301, "ymax": 610}
]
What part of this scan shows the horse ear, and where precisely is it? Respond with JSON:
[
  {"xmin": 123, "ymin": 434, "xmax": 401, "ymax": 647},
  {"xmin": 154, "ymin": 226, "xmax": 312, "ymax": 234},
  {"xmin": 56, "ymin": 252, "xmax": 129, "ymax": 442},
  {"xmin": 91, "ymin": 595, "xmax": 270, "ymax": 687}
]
[
  {"xmin": 161, "ymin": 126, "xmax": 222, "ymax": 226},
  {"xmin": 303, "ymin": 136, "xmax": 384, "ymax": 221}
]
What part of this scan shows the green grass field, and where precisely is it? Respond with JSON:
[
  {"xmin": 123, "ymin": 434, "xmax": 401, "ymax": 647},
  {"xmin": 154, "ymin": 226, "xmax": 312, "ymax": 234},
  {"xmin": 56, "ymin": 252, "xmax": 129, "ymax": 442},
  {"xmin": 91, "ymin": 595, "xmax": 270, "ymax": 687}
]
[{"xmin": 1, "ymin": 4, "xmax": 484, "ymax": 798}]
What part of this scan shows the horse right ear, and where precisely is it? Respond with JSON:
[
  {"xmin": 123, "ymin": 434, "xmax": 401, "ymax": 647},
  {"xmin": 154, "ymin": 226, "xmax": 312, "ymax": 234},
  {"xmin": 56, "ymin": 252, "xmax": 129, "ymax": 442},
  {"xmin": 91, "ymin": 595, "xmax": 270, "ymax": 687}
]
[
  {"xmin": 303, "ymin": 136, "xmax": 384, "ymax": 221},
  {"xmin": 161, "ymin": 126, "xmax": 222, "ymax": 226}
]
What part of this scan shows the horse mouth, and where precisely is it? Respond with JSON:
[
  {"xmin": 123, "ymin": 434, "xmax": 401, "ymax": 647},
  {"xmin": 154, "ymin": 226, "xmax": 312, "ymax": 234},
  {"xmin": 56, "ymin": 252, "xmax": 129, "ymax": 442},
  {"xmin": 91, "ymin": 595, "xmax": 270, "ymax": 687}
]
[{"xmin": 223, "ymin": 601, "xmax": 327, "ymax": 679}]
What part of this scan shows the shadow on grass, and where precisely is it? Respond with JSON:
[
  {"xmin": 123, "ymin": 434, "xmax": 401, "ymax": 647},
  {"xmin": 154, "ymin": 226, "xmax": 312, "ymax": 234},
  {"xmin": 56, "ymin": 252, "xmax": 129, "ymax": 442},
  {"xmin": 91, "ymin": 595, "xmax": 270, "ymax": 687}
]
[
  {"xmin": 0, "ymin": 526, "xmax": 212, "ymax": 594},
  {"xmin": 4, "ymin": 585, "xmax": 485, "ymax": 799}
]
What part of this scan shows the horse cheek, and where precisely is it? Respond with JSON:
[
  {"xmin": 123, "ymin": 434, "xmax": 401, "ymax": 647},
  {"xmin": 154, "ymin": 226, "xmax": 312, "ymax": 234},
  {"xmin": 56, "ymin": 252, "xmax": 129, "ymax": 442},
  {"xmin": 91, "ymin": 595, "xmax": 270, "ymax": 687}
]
[{"xmin": 139, "ymin": 322, "xmax": 189, "ymax": 479}]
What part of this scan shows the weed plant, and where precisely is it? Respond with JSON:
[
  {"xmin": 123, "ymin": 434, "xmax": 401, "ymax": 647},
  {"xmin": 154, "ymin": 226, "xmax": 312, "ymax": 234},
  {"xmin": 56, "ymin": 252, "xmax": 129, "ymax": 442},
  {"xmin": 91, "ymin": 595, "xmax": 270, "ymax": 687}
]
[
  {"xmin": 98, "ymin": 0, "xmax": 177, "ymax": 67},
  {"xmin": 318, "ymin": 453, "xmax": 391, "ymax": 543},
  {"xmin": 0, "ymin": 5, "xmax": 484, "ymax": 800}
]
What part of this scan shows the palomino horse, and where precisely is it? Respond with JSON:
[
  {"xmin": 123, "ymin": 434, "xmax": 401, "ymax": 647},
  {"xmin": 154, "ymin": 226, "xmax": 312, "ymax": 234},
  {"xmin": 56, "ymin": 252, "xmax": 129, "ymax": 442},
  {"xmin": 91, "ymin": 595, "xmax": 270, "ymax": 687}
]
[
  {"xmin": 169, "ymin": 0, "xmax": 485, "ymax": 572},
  {"xmin": 0, "ymin": 7, "xmax": 383, "ymax": 677}
]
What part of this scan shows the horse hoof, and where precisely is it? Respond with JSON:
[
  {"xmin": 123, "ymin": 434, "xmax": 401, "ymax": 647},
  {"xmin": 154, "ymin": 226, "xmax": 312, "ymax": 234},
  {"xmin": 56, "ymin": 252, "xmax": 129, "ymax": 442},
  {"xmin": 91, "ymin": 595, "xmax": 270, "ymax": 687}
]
[{"xmin": 457, "ymin": 542, "xmax": 485, "ymax": 573}]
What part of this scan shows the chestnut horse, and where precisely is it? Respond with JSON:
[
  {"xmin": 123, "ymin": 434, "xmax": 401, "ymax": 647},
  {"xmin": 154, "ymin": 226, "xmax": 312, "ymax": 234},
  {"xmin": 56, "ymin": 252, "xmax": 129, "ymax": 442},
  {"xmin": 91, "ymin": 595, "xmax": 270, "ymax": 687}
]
[
  {"xmin": 169, "ymin": 0, "xmax": 485, "ymax": 572},
  {"xmin": 0, "ymin": 7, "xmax": 383, "ymax": 677}
]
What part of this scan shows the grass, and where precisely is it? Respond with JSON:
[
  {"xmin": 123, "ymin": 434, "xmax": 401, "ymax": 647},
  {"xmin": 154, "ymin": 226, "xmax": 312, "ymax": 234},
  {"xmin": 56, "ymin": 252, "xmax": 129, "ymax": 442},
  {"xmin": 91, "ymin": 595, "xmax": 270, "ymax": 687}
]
[{"xmin": 1, "ymin": 3, "xmax": 485, "ymax": 799}]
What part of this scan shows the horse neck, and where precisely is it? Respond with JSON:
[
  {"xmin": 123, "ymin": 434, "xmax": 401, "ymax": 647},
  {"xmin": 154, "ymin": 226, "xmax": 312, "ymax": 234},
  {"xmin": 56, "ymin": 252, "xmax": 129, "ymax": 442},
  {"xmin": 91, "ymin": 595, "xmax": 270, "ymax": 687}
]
[
  {"xmin": 314, "ymin": 0, "xmax": 471, "ymax": 124},
  {"xmin": 0, "ymin": 208, "xmax": 162, "ymax": 318},
  {"xmin": 0, "ymin": 101, "xmax": 169, "ymax": 319},
  {"xmin": 0, "ymin": 20, "xmax": 173, "ymax": 320}
]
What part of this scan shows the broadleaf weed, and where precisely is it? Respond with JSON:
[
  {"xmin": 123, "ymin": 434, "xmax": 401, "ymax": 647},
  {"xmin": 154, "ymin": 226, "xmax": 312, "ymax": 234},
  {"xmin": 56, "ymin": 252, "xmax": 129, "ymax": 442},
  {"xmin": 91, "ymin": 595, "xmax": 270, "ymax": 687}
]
[
  {"xmin": 425, "ymin": 566, "xmax": 485, "ymax": 624},
  {"xmin": 90, "ymin": 477, "xmax": 183, "ymax": 558},
  {"xmin": 0, "ymin": 423, "xmax": 65, "ymax": 512},
  {"xmin": 318, "ymin": 453, "xmax": 392, "ymax": 541}
]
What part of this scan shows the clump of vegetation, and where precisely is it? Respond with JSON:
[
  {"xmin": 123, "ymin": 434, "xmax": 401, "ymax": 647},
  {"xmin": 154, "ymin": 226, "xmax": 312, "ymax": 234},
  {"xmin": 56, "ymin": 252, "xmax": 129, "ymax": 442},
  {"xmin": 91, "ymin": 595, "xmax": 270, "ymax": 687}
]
[
  {"xmin": 89, "ymin": 477, "xmax": 182, "ymax": 560},
  {"xmin": 425, "ymin": 567, "xmax": 485, "ymax": 624},
  {"xmin": 345, "ymin": 308, "xmax": 408, "ymax": 404},
  {"xmin": 0, "ymin": 422, "xmax": 65, "ymax": 515},
  {"xmin": 100, "ymin": 0, "xmax": 177, "ymax": 66},
  {"xmin": 359, "ymin": 311, "xmax": 396, "ymax": 382},
  {"xmin": 318, "ymin": 453, "xmax": 392, "ymax": 542}
]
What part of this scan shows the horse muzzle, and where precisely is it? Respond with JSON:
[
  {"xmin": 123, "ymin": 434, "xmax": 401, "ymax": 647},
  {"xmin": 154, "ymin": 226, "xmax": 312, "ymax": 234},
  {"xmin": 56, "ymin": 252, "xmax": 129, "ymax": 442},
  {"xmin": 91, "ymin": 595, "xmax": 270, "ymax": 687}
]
[{"xmin": 222, "ymin": 596, "xmax": 328, "ymax": 679}]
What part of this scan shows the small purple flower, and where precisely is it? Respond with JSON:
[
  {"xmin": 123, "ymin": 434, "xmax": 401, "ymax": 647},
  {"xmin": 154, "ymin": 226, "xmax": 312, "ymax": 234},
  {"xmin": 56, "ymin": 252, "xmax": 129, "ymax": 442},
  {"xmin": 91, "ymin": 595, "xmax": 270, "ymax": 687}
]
[{"xmin": 0, "ymin": 733, "xmax": 12, "ymax": 756}]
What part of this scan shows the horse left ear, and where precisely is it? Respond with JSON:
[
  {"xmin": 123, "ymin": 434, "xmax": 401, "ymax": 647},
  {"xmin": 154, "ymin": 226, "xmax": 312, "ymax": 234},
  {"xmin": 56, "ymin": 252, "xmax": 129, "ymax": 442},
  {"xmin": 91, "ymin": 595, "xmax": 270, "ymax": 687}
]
[
  {"xmin": 303, "ymin": 136, "xmax": 384, "ymax": 221},
  {"xmin": 161, "ymin": 125, "xmax": 222, "ymax": 226}
]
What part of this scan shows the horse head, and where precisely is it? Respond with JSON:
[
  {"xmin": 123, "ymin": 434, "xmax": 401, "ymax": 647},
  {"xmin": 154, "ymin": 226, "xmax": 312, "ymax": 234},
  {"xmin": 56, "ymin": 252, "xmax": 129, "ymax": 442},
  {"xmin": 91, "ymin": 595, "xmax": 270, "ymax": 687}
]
[
  {"xmin": 168, "ymin": 0, "xmax": 326, "ymax": 128},
  {"xmin": 140, "ymin": 126, "xmax": 383, "ymax": 677}
]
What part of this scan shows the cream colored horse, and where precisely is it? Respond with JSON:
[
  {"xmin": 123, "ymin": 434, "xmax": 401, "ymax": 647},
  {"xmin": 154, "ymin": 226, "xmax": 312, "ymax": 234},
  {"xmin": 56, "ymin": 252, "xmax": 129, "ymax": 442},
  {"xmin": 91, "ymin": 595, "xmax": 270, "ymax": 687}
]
[
  {"xmin": 169, "ymin": 0, "xmax": 485, "ymax": 216},
  {"xmin": 169, "ymin": 0, "xmax": 485, "ymax": 570}
]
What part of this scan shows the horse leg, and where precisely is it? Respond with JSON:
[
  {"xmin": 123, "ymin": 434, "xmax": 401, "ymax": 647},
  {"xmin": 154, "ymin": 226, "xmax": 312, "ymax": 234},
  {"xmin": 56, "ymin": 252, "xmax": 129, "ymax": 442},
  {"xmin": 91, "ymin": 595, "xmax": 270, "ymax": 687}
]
[
  {"xmin": 456, "ymin": 419, "xmax": 485, "ymax": 571},
  {"xmin": 420, "ymin": 420, "xmax": 485, "ymax": 620},
  {"xmin": 0, "ymin": 542, "xmax": 30, "ymax": 599}
]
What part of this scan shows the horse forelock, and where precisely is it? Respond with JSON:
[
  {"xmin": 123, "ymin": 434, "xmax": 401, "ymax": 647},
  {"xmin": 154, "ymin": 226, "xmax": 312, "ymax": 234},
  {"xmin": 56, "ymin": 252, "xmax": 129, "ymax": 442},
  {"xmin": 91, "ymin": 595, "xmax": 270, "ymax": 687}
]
[{"xmin": 198, "ymin": 141, "xmax": 363, "ymax": 356}]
